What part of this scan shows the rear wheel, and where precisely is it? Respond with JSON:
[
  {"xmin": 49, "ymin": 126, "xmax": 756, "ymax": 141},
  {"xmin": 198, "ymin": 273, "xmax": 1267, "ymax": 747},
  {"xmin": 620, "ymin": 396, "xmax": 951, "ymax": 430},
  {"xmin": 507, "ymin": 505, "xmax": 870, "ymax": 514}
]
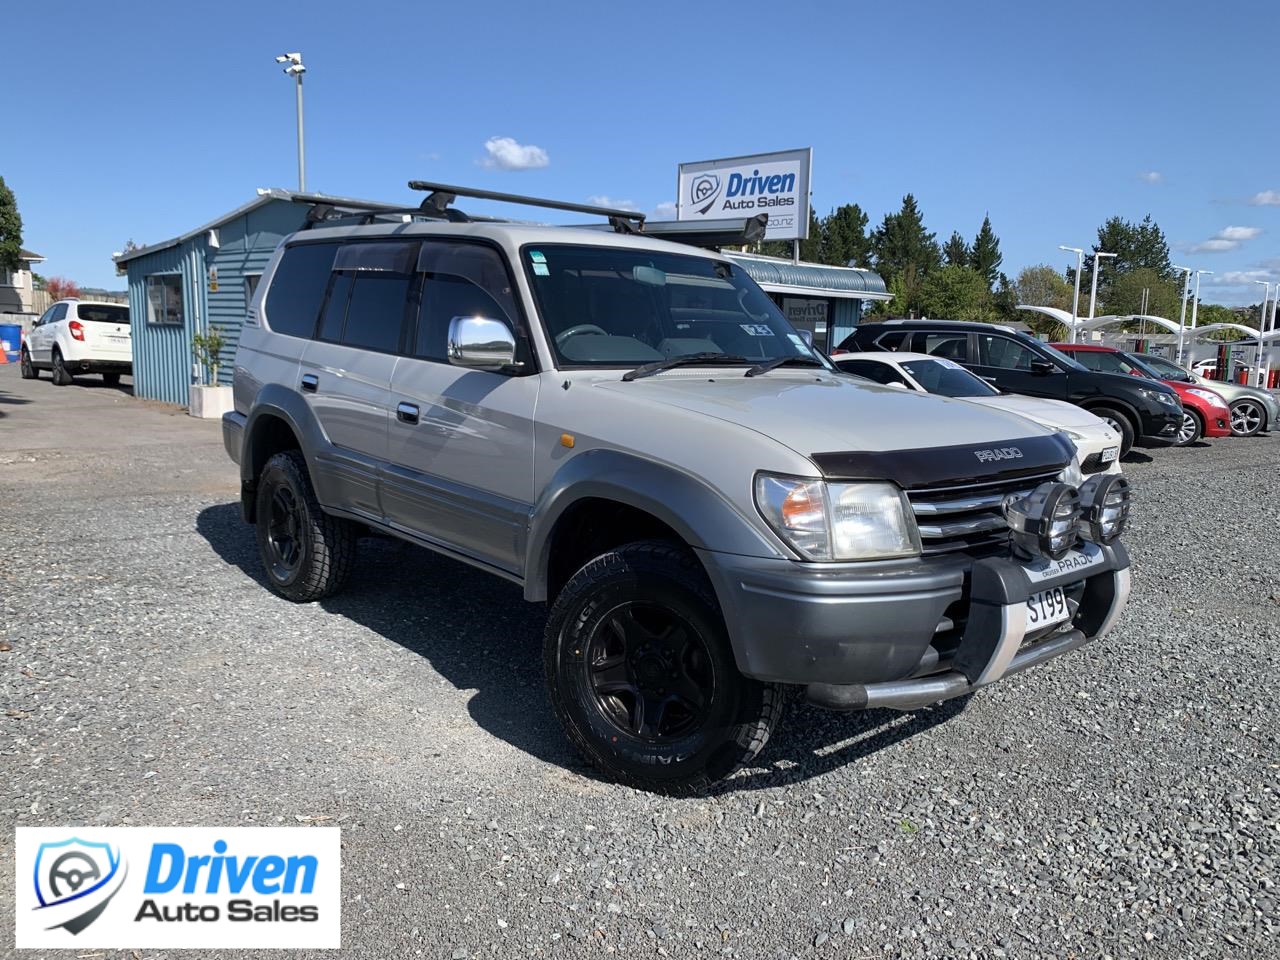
[
  {"xmin": 1174, "ymin": 409, "xmax": 1203, "ymax": 446},
  {"xmin": 1089, "ymin": 406, "xmax": 1135, "ymax": 457},
  {"xmin": 254, "ymin": 450, "xmax": 356, "ymax": 602},
  {"xmin": 102, "ymin": 372, "xmax": 121, "ymax": 386},
  {"xmin": 19, "ymin": 348, "xmax": 37, "ymax": 379},
  {"xmin": 51, "ymin": 348, "xmax": 74, "ymax": 386},
  {"xmin": 544, "ymin": 540, "xmax": 781, "ymax": 795},
  {"xmin": 1230, "ymin": 399, "xmax": 1265, "ymax": 437}
]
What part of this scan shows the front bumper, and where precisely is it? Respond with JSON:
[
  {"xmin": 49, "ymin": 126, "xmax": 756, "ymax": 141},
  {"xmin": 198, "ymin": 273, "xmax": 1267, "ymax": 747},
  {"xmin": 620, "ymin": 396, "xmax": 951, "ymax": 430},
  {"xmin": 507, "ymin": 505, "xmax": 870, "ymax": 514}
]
[
  {"xmin": 698, "ymin": 540, "xmax": 1130, "ymax": 709},
  {"xmin": 1137, "ymin": 406, "xmax": 1182, "ymax": 443}
]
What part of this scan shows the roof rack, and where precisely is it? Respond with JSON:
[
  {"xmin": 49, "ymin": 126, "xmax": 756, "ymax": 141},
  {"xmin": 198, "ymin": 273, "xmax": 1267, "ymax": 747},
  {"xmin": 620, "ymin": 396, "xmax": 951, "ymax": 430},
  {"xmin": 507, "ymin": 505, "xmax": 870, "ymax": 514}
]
[
  {"xmin": 639, "ymin": 214, "xmax": 768, "ymax": 248},
  {"xmin": 408, "ymin": 180, "xmax": 646, "ymax": 233}
]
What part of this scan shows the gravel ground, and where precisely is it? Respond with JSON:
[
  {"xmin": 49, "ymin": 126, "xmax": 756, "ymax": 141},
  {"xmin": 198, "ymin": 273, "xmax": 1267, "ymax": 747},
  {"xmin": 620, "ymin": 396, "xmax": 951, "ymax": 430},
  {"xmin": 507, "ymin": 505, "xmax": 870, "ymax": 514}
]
[{"xmin": 1, "ymin": 365, "xmax": 1277, "ymax": 960}]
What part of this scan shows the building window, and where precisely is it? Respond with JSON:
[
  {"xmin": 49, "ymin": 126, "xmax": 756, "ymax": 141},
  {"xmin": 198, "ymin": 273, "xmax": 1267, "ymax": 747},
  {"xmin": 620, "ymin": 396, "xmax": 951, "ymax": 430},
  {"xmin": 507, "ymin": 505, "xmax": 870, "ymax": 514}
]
[
  {"xmin": 146, "ymin": 274, "xmax": 185, "ymax": 325},
  {"xmin": 0, "ymin": 266, "xmax": 19, "ymax": 287}
]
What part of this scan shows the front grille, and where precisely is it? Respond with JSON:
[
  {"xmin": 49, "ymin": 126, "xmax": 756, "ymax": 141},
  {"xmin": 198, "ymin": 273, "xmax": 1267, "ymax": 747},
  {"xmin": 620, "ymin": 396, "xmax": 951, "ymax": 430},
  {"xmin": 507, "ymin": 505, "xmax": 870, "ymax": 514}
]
[
  {"xmin": 1080, "ymin": 452, "xmax": 1109, "ymax": 474},
  {"xmin": 907, "ymin": 469, "xmax": 1062, "ymax": 555}
]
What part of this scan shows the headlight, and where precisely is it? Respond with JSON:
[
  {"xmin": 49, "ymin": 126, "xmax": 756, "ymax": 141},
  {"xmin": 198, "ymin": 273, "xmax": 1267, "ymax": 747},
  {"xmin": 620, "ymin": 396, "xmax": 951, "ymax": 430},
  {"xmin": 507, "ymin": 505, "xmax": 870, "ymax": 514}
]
[
  {"xmin": 1142, "ymin": 387, "xmax": 1180, "ymax": 408},
  {"xmin": 1059, "ymin": 456, "xmax": 1084, "ymax": 488},
  {"xmin": 1077, "ymin": 474, "xmax": 1131, "ymax": 544},
  {"xmin": 754, "ymin": 474, "xmax": 920, "ymax": 561},
  {"xmin": 1002, "ymin": 482, "xmax": 1081, "ymax": 560},
  {"xmin": 1187, "ymin": 388, "xmax": 1228, "ymax": 409}
]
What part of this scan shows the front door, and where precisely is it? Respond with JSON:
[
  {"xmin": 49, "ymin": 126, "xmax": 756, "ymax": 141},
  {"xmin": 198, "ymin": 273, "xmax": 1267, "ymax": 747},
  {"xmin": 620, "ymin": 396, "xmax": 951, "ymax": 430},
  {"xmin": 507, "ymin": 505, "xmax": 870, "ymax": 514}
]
[
  {"xmin": 382, "ymin": 240, "xmax": 539, "ymax": 575},
  {"xmin": 969, "ymin": 331, "xmax": 1065, "ymax": 399}
]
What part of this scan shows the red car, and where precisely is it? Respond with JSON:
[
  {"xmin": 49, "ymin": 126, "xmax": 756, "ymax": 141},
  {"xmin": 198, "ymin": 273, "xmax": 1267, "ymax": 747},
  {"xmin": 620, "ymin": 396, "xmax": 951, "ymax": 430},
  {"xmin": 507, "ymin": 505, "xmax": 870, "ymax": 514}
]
[{"xmin": 1053, "ymin": 343, "xmax": 1231, "ymax": 446}]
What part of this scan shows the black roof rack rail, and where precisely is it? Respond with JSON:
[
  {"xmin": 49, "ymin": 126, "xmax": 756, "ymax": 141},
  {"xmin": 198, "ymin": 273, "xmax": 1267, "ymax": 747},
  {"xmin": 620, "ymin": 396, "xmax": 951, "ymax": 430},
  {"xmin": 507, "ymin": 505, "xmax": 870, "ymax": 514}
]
[
  {"xmin": 639, "ymin": 214, "xmax": 769, "ymax": 249},
  {"xmin": 408, "ymin": 180, "xmax": 646, "ymax": 233}
]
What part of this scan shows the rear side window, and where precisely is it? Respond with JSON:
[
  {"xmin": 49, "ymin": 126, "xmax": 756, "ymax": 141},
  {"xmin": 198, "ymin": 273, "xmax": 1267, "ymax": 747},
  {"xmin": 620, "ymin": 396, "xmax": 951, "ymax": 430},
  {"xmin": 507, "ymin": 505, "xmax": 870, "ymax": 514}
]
[
  {"xmin": 873, "ymin": 330, "xmax": 912, "ymax": 352},
  {"xmin": 919, "ymin": 332, "xmax": 969, "ymax": 362},
  {"xmin": 265, "ymin": 242, "xmax": 340, "ymax": 338},
  {"xmin": 51, "ymin": 303, "xmax": 69, "ymax": 323},
  {"xmin": 78, "ymin": 304, "xmax": 129, "ymax": 325}
]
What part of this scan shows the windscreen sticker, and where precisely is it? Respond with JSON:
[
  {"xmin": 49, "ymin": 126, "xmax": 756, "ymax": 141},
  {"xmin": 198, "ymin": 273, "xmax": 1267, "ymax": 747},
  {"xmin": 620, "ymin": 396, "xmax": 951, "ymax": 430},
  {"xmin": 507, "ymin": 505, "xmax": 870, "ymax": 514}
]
[
  {"xmin": 532, "ymin": 263, "xmax": 549, "ymax": 276},
  {"xmin": 935, "ymin": 358, "xmax": 963, "ymax": 369},
  {"xmin": 740, "ymin": 324, "xmax": 773, "ymax": 336},
  {"xmin": 529, "ymin": 250, "xmax": 547, "ymax": 263}
]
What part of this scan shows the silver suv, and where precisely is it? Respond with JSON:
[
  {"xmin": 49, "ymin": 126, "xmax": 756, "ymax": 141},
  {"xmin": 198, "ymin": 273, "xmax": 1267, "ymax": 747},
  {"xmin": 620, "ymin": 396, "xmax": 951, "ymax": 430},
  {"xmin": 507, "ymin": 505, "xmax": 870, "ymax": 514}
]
[{"xmin": 223, "ymin": 184, "xmax": 1133, "ymax": 794}]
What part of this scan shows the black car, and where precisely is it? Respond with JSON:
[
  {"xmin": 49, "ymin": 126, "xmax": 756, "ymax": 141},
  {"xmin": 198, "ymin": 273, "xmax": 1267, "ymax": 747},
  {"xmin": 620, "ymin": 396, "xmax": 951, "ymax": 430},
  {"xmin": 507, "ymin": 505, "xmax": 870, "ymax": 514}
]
[{"xmin": 837, "ymin": 320, "xmax": 1183, "ymax": 454}]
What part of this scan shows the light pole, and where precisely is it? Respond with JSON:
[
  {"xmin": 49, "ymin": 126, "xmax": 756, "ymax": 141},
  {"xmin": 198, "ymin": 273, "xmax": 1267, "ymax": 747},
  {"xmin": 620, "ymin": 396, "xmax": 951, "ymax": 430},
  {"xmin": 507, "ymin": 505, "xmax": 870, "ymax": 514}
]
[
  {"xmin": 275, "ymin": 52, "xmax": 307, "ymax": 192},
  {"xmin": 1252, "ymin": 279, "xmax": 1271, "ymax": 387},
  {"xmin": 1086, "ymin": 250, "xmax": 1116, "ymax": 320},
  {"xmin": 1189, "ymin": 269, "xmax": 1211, "ymax": 374},
  {"xmin": 1059, "ymin": 245, "xmax": 1084, "ymax": 342},
  {"xmin": 1173, "ymin": 265, "xmax": 1192, "ymax": 365}
]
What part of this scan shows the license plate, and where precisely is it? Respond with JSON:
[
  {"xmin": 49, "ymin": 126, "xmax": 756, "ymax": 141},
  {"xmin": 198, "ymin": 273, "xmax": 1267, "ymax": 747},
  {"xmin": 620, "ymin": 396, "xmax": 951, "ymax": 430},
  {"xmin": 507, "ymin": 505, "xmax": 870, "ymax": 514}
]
[
  {"xmin": 1027, "ymin": 586, "xmax": 1070, "ymax": 628},
  {"xmin": 1101, "ymin": 445, "xmax": 1119, "ymax": 463}
]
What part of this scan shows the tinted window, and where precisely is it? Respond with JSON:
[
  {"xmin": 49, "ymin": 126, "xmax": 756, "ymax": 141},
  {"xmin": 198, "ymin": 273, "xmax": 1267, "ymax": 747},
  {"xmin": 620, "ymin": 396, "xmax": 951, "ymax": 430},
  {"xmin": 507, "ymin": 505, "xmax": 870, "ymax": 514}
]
[
  {"xmin": 265, "ymin": 242, "xmax": 340, "ymax": 338},
  {"xmin": 919, "ymin": 332, "xmax": 968, "ymax": 361},
  {"xmin": 414, "ymin": 243, "xmax": 518, "ymax": 362},
  {"xmin": 77, "ymin": 304, "xmax": 129, "ymax": 325},
  {"xmin": 837, "ymin": 358, "xmax": 909, "ymax": 386},
  {"xmin": 51, "ymin": 303, "xmax": 68, "ymax": 322},
  {"xmin": 900, "ymin": 358, "xmax": 998, "ymax": 397},
  {"xmin": 35, "ymin": 306, "xmax": 55, "ymax": 326},
  {"xmin": 342, "ymin": 274, "xmax": 412, "ymax": 353},
  {"xmin": 976, "ymin": 333, "xmax": 1040, "ymax": 370},
  {"xmin": 317, "ymin": 274, "xmax": 353, "ymax": 343},
  {"xmin": 873, "ymin": 330, "xmax": 912, "ymax": 351}
]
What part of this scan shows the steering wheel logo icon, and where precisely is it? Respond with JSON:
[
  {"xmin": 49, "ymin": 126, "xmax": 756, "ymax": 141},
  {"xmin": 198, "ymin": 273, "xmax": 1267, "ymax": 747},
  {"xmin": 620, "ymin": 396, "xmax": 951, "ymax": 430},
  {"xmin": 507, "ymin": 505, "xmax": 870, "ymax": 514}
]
[
  {"xmin": 32, "ymin": 837, "xmax": 127, "ymax": 935},
  {"xmin": 48, "ymin": 851, "xmax": 102, "ymax": 898}
]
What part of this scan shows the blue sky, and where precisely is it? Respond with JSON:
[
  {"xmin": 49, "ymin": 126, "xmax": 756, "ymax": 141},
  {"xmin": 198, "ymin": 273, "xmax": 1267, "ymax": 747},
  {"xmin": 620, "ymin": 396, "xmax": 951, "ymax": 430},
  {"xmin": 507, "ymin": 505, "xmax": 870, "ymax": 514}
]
[{"xmin": 6, "ymin": 0, "xmax": 1279, "ymax": 306}]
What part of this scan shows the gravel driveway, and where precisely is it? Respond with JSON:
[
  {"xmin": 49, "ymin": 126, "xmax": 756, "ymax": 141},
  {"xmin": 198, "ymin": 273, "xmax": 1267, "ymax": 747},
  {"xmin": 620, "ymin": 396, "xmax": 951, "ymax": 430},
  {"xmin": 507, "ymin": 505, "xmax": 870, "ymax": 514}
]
[{"xmin": 1, "ymin": 366, "xmax": 1276, "ymax": 959}]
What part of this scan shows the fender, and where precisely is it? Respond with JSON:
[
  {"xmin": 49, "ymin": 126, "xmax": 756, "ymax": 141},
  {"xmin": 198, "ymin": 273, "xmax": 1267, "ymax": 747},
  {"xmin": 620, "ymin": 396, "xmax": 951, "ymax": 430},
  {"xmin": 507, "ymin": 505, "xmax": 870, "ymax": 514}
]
[
  {"xmin": 1078, "ymin": 395, "xmax": 1140, "ymax": 433},
  {"xmin": 522, "ymin": 448, "xmax": 787, "ymax": 602},
  {"xmin": 238, "ymin": 384, "xmax": 331, "ymax": 522}
]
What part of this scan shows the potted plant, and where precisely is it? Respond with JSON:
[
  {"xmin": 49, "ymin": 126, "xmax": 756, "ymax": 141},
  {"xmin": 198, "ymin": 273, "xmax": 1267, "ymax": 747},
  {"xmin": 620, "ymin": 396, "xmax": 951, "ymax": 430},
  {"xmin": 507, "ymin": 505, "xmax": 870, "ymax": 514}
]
[{"xmin": 189, "ymin": 326, "xmax": 233, "ymax": 419}]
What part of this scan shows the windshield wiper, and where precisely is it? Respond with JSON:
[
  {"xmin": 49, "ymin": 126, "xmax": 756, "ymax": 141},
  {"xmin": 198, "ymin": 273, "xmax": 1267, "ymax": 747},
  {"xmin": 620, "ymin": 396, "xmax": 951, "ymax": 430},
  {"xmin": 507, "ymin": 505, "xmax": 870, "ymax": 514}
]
[
  {"xmin": 621, "ymin": 353, "xmax": 749, "ymax": 382},
  {"xmin": 744, "ymin": 355, "xmax": 827, "ymax": 378}
]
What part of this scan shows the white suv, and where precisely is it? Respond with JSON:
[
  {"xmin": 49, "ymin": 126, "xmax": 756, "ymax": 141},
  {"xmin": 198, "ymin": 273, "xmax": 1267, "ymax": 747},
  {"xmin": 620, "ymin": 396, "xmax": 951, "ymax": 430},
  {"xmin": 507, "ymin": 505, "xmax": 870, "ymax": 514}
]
[{"xmin": 20, "ymin": 299, "xmax": 132, "ymax": 385}]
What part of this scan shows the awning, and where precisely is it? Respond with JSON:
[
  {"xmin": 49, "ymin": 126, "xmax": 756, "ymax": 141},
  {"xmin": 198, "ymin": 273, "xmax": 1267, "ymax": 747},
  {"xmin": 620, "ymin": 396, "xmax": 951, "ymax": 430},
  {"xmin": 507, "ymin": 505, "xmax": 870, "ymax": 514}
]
[{"xmin": 725, "ymin": 253, "xmax": 891, "ymax": 301}]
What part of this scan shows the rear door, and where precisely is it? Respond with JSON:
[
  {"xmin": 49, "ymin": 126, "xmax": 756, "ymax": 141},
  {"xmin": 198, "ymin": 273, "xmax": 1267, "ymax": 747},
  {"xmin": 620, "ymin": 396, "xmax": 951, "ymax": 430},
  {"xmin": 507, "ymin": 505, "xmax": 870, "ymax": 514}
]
[
  {"xmin": 383, "ymin": 239, "xmax": 539, "ymax": 575},
  {"xmin": 299, "ymin": 241, "xmax": 418, "ymax": 522},
  {"xmin": 74, "ymin": 303, "xmax": 132, "ymax": 361},
  {"xmin": 969, "ymin": 331, "xmax": 1066, "ymax": 400}
]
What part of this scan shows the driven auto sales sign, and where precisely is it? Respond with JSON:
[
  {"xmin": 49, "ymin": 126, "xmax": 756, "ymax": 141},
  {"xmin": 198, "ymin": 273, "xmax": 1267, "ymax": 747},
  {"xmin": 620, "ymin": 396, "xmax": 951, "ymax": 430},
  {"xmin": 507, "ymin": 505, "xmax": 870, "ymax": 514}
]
[
  {"xmin": 677, "ymin": 148, "xmax": 812, "ymax": 241},
  {"xmin": 15, "ymin": 827, "xmax": 340, "ymax": 949}
]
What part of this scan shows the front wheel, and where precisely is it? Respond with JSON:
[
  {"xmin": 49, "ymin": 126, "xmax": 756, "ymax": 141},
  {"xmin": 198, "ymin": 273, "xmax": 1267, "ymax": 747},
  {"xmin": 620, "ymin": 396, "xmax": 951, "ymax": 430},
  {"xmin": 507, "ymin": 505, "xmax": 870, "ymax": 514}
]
[
  {"xmin": 1090, "ymin": 406, "xmax": 1135, "ymax": 457},
  {"xmin": 1174, "ymin": 409, "xmax": 1203, "ymax": 446},
  {"xmin": 544, "ymin": 540, "xmax": 781, "ymax": 795},
  {"xmin": 1230, "ymin": 399, "xmax": 1265, "ymax": 437},
  {"xmin": 19, "ymin": 348, "xmax": 37, "ymax": 380},
  {"xmin": 254, "ymin": 450, "xmax": 356, "ymax": 602}
]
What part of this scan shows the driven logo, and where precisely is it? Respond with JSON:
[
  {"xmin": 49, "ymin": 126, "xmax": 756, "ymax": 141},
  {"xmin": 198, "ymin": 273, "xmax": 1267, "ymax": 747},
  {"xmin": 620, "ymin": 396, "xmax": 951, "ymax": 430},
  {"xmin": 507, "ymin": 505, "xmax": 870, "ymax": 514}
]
[
  {"xmin": 974, "ymin": 447, "xmax": 1024, "ymax": 463},
  {"xmin": 32, "ymin": 837, "xmax": 128, "ymax": 935},
  {"xmin": 689, "ymin": 174, "xmax": 722, "ymax": 214}
]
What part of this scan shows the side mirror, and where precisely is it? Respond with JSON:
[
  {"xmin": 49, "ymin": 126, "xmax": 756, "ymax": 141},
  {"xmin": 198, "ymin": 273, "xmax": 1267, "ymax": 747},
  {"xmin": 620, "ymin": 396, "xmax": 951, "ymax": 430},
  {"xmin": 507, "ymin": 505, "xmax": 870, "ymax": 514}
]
[
  {"xmin": 1030, "ymin": 359, "xmax": 1056, "ymax": 375},
  {"xmin": 797, "ymin": 329, "xmax": 814, "ymax": 348},
  {"xmin": 885, "ymin": 381, "xmax": 909, "ymax": 390},
  {"xmin": 447, "ymin": 316, "xmax": 517, "ymax": 371}
]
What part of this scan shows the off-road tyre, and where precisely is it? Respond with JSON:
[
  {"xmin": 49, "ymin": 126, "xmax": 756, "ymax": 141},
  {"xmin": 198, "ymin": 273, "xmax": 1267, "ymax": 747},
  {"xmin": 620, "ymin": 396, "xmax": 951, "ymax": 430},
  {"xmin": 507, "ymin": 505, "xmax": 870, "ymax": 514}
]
[
  {"xmin": 254, "ymin": 450, "xmax": 356, "ymax": 602},
  {"xmin": 544, "ymin": 540, "xmax": 782, "ymax": 796}
]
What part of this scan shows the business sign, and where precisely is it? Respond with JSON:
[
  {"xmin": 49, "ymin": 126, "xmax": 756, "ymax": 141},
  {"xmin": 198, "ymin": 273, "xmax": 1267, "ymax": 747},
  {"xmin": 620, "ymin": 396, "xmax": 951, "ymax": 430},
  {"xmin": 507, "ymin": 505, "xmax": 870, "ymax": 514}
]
[
  {"xmin": 15, "ymin": 827, "xmax": 341, "ymax": 949},
  {"xmin": 782, "ymin": 297, "xmax": 828, "ymax": 331},
  {"xmin": 677, "ymin": 148, "xmax": 812, "ymax": 242}
]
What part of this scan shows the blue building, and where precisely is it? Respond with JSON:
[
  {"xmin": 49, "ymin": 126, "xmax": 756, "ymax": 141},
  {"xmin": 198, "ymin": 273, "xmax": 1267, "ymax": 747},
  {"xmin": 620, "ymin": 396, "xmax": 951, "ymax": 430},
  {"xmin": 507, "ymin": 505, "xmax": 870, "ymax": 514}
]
[
  {"xmin": 113, "ymin": 189, "xmax": 398, "ymax": 405},
  {"xmin": 114, "ymin": 190, "xmax": 889, "ymax": 406}
]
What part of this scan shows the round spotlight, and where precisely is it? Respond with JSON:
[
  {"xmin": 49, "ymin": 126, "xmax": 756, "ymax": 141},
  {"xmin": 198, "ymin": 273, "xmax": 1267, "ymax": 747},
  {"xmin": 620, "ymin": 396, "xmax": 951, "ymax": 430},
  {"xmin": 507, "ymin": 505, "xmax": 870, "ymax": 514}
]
[
  {"xmin": 1003, "ymin": 481, "xmax": 1081, "ymax": 561},
  {"xmin": 1077, "ymin": 474, "xmax": 1131, "ymax": 544}
]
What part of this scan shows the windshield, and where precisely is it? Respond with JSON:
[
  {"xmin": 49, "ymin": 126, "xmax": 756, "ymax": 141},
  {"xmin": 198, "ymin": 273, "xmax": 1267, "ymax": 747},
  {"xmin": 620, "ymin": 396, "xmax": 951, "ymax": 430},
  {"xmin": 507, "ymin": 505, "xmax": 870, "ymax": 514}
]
[
  {"xmin": 1132, "ymin": 353, "xmax": 1192, "ymax": 381},
  {"xmin": 900, "ymin": 358, "xmax": 999, "ymax": 397},
  {"xmin": 1035, "ymin": 340, "xmax": 1087, "ymax": 371},
  {"xmin": 521, "ymin": 244, "xmax": 821, "ymax": 368}
]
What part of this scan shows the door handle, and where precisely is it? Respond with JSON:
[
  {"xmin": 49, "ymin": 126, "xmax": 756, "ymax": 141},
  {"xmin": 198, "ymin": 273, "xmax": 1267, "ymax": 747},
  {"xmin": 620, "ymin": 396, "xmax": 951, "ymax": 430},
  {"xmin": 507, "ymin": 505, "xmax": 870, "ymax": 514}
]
[
  {"xmin": 396, "ymin": 402, "xmax": 420, "ymax": 425},
  {"xmin": 300, "ymin": 374, "xmax": 318, "ymax": 392}
]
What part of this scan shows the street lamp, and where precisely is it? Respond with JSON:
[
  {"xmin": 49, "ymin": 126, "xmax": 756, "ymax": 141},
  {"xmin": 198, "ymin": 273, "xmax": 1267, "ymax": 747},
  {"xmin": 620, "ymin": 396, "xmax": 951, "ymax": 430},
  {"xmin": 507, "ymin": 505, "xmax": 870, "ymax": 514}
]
[
  {"xmin": 1173, "ymin": 265, "xmax": 1192, "ymax": 365},
  {"xmin": 1059, "ymin": 245, "xmax": 1084, "ymax": 342},
  {"xmin": 1086, "ymin": 250, "xmax": 1116, "ymax": 320},
  {"xmin": 1189, "ymin": 269, "xmax": 1212, "ymax": 374},
  {"xmin": 275, "ymin": 52, "xmax": 307, "ymax": 192},
  {"xmin": 1252, "ymin": 279, "xmax": 1271, "ymax": 387}
]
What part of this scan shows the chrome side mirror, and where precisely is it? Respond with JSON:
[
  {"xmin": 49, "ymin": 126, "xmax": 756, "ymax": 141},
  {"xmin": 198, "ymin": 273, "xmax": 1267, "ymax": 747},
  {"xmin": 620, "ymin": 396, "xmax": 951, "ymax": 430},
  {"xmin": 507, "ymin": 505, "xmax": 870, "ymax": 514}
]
[{"xmin": 447, "ymin": 316, "xmax": 516, "ymax": 370}]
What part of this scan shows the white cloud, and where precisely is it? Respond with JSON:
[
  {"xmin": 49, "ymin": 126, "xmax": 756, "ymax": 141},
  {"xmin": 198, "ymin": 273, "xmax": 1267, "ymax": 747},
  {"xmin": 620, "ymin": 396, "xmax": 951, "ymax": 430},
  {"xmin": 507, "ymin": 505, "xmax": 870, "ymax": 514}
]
[
  {"xmin": 1188, "ymin": 225, "xmax": 1263, "ymax": 253},
  {"xmin": 1249, "ymin": 190, "xmax": 1280, "ymax": 206},
  {"xmin": 480, "ymin": 136, "xmax": 549, "ymax": 171},
  {"xmin": 1139, "ymin": 171, "xmax": 1163, "ymax": 184},
  {"xmin": 1202, "ymin": 269, "xmax": 1274, "ymax": 286},
  {"xmin": 586, "ymin": 195, "xmax": 640, "ymax": 212},
  {"xmin": 652, "ymin": 201, "xmax": 678, "ymax": 220}
]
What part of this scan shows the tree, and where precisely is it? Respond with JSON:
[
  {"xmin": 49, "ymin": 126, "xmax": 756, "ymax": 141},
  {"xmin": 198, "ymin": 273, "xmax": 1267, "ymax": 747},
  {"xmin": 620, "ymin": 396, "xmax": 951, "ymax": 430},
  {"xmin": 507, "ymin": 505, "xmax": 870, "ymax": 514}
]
[
  {"xmin": 0, "ymin": 176, "xmax": 22, "ymax": 275},
  {"xmin": 1103, "ymin": 267, "xmax": 1180, "ymax": 320},
  {"xmin": 969, "ymin": 214, "xmax": 1002, "ymax": 290},
  {"xmin": 918, "ymin": 265, "xmax": 996, "ymax": 322},
  {"xmin": 821, "ymin": 204, "xmax": 873, "ymax": 267},
  {"xmin": 1077, "ymin": 214, "xmax": 1174, "ymax": 304},
  {"xmin": 121, "ymin": 239, "xmax": 142, "ymax": 254},
  {"xmin": 1013, "ymin": 264, "xmax": 1074, "ymax": 311},
  {"xmin": 871, "ymin": 194, "xmax": 941, "ymax": 315},
  {"xmin": 45, "ymin": 277, "xmax": 81, "ymax": 301},
  {"xmin": 942, "ymin": 231, "xmax": 969, "ymax": 267}
]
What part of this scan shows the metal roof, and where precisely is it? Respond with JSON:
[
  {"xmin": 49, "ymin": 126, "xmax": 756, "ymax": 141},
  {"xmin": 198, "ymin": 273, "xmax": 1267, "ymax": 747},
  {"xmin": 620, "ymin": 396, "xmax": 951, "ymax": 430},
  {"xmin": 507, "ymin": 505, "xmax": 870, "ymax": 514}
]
[
  {"xmin": 111, "ymin": 188, "xmax": 407, "ymax": 265},
  {"xmin": 724, "ymin": 252, "xmax": 890, "ymax": 300}
]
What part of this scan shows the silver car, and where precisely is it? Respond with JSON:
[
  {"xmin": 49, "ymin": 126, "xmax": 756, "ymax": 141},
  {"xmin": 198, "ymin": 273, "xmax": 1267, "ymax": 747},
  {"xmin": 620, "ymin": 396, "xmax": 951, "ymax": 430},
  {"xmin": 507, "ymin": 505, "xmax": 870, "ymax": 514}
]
[{"xmin": 1139, "ymin": 353, "xmax": 1278, "ymax": 436}]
